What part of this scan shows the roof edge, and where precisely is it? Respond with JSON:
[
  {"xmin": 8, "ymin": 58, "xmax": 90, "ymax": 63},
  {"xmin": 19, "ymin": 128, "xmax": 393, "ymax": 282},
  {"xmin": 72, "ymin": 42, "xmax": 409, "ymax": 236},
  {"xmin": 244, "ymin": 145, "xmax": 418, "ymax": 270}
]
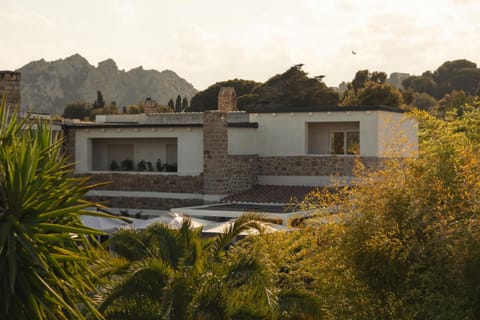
[{"xmin": 249, "ymin": 105, "xmax": 405, "ymax": 114}]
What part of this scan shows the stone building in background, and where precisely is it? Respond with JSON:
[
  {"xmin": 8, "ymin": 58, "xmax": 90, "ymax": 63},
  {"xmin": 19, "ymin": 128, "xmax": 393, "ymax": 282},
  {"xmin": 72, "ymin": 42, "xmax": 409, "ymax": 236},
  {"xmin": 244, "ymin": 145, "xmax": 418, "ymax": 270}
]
[{"xmin": 0, "ymin": 71, "xmax": 21, "ymax": 109}]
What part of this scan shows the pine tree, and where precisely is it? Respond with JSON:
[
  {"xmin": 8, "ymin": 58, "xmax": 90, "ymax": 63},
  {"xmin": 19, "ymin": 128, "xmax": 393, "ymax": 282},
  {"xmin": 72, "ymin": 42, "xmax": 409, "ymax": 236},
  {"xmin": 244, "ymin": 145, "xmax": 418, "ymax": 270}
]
[
  {"xmin": 168, "ymin": 98, "xmax": 175, "ymax": 109},
  {"xmin": 181, "ymin": 96, "xmax": 189, "ymax": 111},
  {"xmin": 93, "ymin": 90, "xmax": 105, "ymax": 109},
  {"xmin": 175, "ymin": 95, "xmax": 182, "ymax": 112}
]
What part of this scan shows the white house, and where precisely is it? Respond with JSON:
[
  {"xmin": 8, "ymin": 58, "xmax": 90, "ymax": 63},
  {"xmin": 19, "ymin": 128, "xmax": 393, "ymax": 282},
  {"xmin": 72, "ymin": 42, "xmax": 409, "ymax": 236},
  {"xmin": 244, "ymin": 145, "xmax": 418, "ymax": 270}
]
[{"xmin": 63, "ymin": 88, "xmax": 417, "ymax": 211}]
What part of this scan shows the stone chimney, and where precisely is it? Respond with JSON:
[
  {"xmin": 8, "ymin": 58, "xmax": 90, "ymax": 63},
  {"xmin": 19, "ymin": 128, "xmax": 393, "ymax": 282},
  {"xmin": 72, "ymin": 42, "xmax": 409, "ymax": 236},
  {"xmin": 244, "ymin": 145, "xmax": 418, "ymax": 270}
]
[
  {"xmin": 0, "ymin": 71, "xmax": 21, "ymax": 109},
  {"xmin": 203, "ymin": 110, "xmax": 229, "ymax": 195},
  {"xmin": 218, "ymin": 87, "xmax": 237, "ymax": 112}
]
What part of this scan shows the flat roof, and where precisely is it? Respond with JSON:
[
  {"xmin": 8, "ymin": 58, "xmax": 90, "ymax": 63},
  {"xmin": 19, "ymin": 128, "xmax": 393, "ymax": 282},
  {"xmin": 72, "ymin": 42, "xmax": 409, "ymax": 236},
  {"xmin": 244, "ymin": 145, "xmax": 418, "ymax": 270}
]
[
  {"xmin": 189, "ymin": 203, "xmax": 290, "ymax": 214},
  {"xmin": 63, "ymin": 122, "xmax": 258, "ymax": 129},
  {"xmin": 249, "ymin": 105, "xmax": 405, "ymax": 114}
]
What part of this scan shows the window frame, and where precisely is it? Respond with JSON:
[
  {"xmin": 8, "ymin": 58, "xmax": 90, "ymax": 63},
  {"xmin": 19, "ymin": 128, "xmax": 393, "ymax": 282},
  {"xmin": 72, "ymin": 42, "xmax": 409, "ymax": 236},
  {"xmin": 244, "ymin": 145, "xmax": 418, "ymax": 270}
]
[{"xmin": 330, "ymin": 130, "xmax": 360, "ymax": 155}]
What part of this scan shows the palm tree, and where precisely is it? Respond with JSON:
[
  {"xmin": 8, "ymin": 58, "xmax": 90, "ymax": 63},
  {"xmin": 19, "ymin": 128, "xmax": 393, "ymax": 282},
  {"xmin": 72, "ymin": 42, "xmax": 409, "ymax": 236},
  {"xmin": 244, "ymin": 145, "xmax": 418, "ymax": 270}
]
[
  {"xmin": 96, "ymin": 214, "xmax": 325, "ymax": 319},
  {"xmin": 0, "ymin": 102, "xmax": 107, "ymax": 319}
]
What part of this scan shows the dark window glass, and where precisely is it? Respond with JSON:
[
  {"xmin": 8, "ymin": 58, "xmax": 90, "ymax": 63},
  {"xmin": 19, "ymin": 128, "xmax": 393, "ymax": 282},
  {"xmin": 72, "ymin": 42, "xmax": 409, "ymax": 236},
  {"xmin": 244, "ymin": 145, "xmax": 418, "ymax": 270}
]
[
  {"xmin": 346, "ymin": 131, "xmax": 360, "ymax": 155},
  {"xmin": 331, "ymin": 132, "xmax": 345, "ymax": 154}
]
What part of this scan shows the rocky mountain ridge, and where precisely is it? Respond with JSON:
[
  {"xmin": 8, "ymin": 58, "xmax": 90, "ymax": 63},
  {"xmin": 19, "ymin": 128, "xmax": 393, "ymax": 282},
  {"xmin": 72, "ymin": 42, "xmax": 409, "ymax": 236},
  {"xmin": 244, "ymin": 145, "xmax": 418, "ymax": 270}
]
[{"xmin": 17, "ymin": 54, "xmax": 197, "ymax": 114}]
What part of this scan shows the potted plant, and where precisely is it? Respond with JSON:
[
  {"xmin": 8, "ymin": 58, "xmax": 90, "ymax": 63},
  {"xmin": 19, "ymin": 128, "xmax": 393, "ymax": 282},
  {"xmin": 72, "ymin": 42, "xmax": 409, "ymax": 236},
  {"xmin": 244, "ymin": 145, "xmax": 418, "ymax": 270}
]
[
  {"xmin": 165, "ymin": 163, "xmax": 178, "ymax": 172},
  {"xmin": 156, "ymin": 158, "xmax": 164, "ymax": 171},
  {"xmin": 121, "ymin": 159, "xmax": 134, "ymax": 171},
  {"xmin": 137, "ymin": 160, "xmax": 147, "ymax": 171},
  {"xmin": 110, "ymin": 160, "xmax": 119, "ymax": 171}
]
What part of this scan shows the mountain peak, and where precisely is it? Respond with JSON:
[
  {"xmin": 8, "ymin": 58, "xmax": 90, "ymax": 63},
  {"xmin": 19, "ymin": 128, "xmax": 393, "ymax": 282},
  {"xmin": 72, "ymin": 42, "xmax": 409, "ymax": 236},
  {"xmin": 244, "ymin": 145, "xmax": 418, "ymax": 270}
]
[
  {"xmin": 98, "ymin": 58, "xmax": 118, "ymax": 72},
  {"xmin": 17, "ymin": 54, "xmax": 198, "ymax": 114},
  {"xmin": 64, "ymin": 53, "xmax": 90, "ymax": 65}
]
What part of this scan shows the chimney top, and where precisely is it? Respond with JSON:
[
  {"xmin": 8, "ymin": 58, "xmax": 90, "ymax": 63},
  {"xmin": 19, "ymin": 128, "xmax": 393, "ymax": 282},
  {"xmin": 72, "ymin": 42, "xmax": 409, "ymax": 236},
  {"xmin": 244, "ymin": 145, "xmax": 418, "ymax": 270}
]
[{"xmin": 218, "ymin": 87, "xmax": 237, "ymax": 112}]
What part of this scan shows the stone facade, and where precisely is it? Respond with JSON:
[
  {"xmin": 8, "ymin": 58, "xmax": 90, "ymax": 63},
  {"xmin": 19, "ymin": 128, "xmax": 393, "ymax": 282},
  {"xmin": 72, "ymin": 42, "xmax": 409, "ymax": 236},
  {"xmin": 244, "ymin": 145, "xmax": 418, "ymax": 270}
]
[
  {"xmin": 0, "ymin": 71, "xmax": 21, "ymax": 109},
  {"xmin": 227, "ymin": 155, "xmax": 258, "ymax": 194},
  {"xmin": 76, "ymin": 172, "xmax": 204, "ymax": 194},
  {"xmin": 203, "ymin": 111, "xmax": 257, "ymax": 195},
  {"xmin": 203, "ymin": 111, "xmax": 230, "ymax": 194},
  {"xmin": 257, "ymin": 156, "xmax": 384, "ymax": 177}
]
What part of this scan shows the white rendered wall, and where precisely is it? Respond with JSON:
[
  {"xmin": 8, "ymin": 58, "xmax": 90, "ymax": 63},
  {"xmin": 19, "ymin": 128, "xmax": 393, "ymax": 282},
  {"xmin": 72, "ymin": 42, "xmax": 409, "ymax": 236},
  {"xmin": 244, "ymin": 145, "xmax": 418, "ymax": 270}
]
[
  {"xmin": 377, "ymin": 111, "xmax": 418, "ymax": 157},
  {"xmin": 227, "ymin": 128, "xmax": 258, "ymax": 155},
  {"xmin": 250, "ymin": 111, "xmax": 380, "ymax": 157},
  {"xmin": 74, "ymin": 126, "xmax": 203, "ymax": 175},
  {"xmin": 91, "ymin": 138, "xmax": 175, "ymax": 171},
  {"xmin": 308, "ymin": 122, "xmax": 359, "ymax": 154}
]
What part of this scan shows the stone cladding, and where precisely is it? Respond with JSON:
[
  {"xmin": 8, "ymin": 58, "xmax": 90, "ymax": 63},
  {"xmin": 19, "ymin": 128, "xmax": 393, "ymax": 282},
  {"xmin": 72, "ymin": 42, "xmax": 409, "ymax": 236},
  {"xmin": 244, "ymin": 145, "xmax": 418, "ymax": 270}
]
[
  {"xmin": 227, "ymin": 155, "xmax": 258, "ymax": 194},
  {"xmin": 257, "ymin": 156, "xmax": 384, "ymax": 176},
  {"xmin": 0, "ymin": 71, "xmax": 21, "ymax": 109},
  {"xmin": 203, "ymin": 111, "xmax": 257, "ymax": 195},
  {"xmin": 203, "ymin": 111, "xmax": 230, "ymax": 194},
  {"xmin": 76, "ymin": 172, "xmax": 204, "ymax": 194}
]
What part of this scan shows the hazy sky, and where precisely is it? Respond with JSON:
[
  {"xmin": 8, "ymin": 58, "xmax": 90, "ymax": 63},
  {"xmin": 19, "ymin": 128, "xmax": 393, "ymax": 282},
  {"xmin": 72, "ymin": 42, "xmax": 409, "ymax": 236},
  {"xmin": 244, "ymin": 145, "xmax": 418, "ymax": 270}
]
[{"xmin": 1, "ymin": 0, "xmax": 479, "ymax": 90}]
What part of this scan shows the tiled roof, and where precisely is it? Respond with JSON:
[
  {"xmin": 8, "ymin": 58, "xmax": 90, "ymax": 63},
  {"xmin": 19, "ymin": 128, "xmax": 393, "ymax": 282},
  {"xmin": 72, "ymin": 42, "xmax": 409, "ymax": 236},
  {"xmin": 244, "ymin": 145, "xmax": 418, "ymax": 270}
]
[{"xmin": 221, "ymin": 185, "xmax": 328, "ymax": 204}]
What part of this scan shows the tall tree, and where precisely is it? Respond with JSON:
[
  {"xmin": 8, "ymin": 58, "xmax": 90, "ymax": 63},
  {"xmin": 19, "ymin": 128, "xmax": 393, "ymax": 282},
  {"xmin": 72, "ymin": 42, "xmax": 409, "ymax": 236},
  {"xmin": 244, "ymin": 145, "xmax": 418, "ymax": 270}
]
[
  {"xmin": 351, "ymin": 70, "xmax": 370, "ymax": 93},
  {"xmin": 93, "ymin": 90, "xmax": 106, "ymax": 109},
  {"xmin": 0, "ymin": 103, "xmax": 106, "ymax": 319},
  {"xmin": 167, "ymin": 98, "xmax": 175, "ymax": 109},
  {"xmin": 341, "ymin": 70, "xmax": 405, "ymax": 108},
  {"xmin": 403, "ymin": 59, "xmax": 480, "ymax": 99},
  {"xmin": 181, "ymin": 96, "xmax": 189, "ymax": 111},
  {"xmin": 175, "ymin": 95, "xmax": 182, "ymax": 112},
  {"xmin": 355, "ymin": 82, "xmax": 405, "ymax": 108},
  {"xmin": 240, "ymin": 65, "xmax": 339, "ymax": 111},
  {"xmin": 410, "ymin": 92, "xmax": 438, "ymax": 111}
]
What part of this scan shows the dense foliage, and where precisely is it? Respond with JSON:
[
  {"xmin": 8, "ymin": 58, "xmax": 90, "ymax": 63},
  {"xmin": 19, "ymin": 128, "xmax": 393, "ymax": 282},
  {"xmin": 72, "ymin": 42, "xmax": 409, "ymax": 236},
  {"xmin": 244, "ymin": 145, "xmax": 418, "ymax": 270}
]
[
  {"xmin": 403, "ymin": 59, "xmax": 480, "ymax": 99},
  {"xmin": 240, "ymin": 66, "xmax": 339, "ymax": 111},
  {"xmin": 237, "ymin": 100, "xmax": 480, "ymax": 319},
  {"xmin": 340, "ymin": 70, "xmax": 405, "ymax": 108},
  {"xmin": 96, "ymin": 214, "xmax": 324, "ymax": 319},
  {"xmin": 0, "ymin": 103, "xmax": 108, "ymax": 319}
]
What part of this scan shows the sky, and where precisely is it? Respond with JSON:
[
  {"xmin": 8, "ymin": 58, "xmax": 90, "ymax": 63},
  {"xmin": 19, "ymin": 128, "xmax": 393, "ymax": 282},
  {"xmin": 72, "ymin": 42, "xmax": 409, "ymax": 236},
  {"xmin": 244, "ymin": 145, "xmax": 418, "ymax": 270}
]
[{"xmin": 1, "ymin": 0, "xmax": 479, "ymax": 90}]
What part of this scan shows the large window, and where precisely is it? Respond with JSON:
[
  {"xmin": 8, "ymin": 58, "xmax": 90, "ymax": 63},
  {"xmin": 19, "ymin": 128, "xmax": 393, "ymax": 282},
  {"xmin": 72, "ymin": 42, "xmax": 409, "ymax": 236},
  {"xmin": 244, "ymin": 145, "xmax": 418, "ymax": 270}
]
[{"xmin": 331, "ymin": 131, "xmax": 359, "ymax": 155}]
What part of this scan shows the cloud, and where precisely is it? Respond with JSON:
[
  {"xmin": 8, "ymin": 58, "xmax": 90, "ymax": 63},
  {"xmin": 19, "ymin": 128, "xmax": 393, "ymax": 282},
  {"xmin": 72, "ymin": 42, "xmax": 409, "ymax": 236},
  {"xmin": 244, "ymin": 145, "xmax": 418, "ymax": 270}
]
[{"xmin": 112, "ymin": 3, "xmax": 137, "ymax": 25}]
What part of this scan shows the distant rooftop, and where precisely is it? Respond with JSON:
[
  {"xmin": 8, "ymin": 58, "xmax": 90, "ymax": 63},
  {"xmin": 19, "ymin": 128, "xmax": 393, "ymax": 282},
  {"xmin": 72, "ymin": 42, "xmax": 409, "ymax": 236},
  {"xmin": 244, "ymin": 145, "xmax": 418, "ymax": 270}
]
[{"xmin": 221, "ymin": 185, "xmax": 333, "ymax": 204}]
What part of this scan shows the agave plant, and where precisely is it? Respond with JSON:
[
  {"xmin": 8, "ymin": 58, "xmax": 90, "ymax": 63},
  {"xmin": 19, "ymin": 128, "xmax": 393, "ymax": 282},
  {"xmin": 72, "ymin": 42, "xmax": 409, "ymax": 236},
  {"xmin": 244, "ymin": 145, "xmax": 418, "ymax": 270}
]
[{"xmin": 0, "ymin": 102, "xmax": 108, "ymax": 319}]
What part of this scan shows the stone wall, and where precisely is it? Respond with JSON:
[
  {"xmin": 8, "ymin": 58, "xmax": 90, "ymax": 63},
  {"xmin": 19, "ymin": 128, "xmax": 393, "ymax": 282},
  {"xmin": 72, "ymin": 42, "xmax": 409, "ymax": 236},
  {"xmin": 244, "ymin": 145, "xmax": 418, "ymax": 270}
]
[
  {"xmin": 203, "ymin": 111, "xmax": 257, "ymax": 195},
  {"xmin": 203, "ymin": 111, "xmax": 230, "ymax": 194},
  {"xmin": 0, "ymin": 71, "xmax": 21, "ymax": 109},
  {"xmin": 257, "ymin": 156, "xmax": 384, "ymax": 176},
  {"xmin": 84, "ymin": 195, "xmax": 203, "ymax": 210},
  {"xmin": 76, "ymin": 172, "xmax": 204, "ymax": 194},
  {"xmin": 227, "ymin": 155, "xmax": 258, "ymax": 194}
]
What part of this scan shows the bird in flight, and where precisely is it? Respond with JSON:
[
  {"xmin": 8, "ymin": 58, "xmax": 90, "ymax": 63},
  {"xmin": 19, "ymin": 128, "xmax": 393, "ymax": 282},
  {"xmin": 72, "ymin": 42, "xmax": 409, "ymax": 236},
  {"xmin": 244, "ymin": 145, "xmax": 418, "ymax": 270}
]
[{"xmin": 352, "ymin": 50, "xmax": 357, "ymax": 55}]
